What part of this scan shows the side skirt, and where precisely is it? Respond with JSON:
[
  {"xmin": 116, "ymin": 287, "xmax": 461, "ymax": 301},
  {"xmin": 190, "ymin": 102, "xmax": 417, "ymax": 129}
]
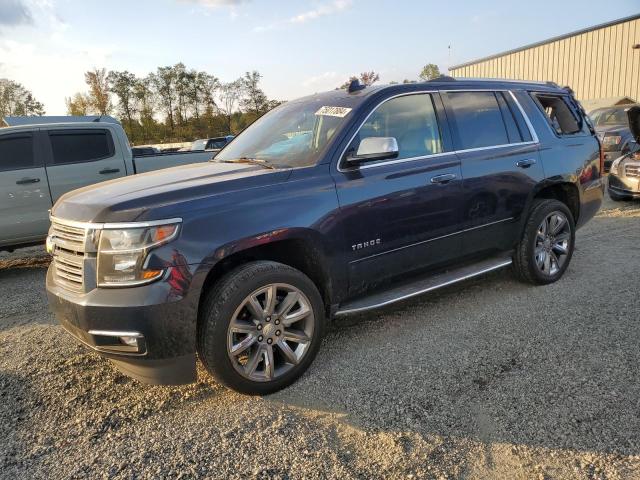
[{"xmin": 335, "ymin": 254, "xmax": 513, "ymax": 316}]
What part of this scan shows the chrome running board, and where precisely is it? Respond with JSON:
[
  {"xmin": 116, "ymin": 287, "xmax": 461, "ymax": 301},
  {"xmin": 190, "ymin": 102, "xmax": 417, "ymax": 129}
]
[{"xmin": 335, "ymin": 254, "xmax": 513, "ymax": 316}]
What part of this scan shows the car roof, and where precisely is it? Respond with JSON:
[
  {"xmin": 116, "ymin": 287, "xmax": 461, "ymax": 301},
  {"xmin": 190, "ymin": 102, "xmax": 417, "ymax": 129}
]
[
  {"xmin": 295, "ymin": 78, "xmax": 568, "ymax": 106},
  {"xmin": 0, "ymin": 122, "xmax": 119, "ymax": 135},
  {"xmin": 591, "ymin": 104, "xmax": 640, "ymax": 112}
]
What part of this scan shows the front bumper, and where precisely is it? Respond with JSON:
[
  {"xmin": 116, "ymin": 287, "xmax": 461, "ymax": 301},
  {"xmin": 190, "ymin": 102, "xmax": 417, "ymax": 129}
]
[
  {"xmin": 46, "ymin": 265, "xmax": 198, "ymax": 385},
  {"xmin": 608, "ymin": 172, "xmax": 640, "ymax": 196}
]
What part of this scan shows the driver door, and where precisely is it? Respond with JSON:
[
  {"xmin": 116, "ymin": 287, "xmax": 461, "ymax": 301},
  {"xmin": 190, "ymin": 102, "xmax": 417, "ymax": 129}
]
[{"xmin": 332, "ymin": 92, "xmax": 464, "ymax": 294}]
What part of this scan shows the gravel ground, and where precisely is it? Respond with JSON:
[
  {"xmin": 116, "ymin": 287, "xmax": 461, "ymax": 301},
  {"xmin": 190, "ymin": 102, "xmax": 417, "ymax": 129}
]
[{"xmin": 1, "ymin": 197, "xmax": 640, "ymax": 479}]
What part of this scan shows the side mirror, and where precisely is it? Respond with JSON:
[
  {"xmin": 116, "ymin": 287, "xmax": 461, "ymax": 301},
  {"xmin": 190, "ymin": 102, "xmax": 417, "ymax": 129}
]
[
  {"xmin": 345, "ymin": 137, "xmax": 399, "ymax": 165},
  {"xmin": 627, "ymin": 106, "xmax": 640, "ymax": 143}
]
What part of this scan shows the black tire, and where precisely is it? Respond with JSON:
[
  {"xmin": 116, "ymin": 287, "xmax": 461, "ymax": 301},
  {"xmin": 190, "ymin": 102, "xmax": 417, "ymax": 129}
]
[
  {"xmin": 513, "ymin": 199, "xmax": 576, "ymax": 285},
  {"xmin": 608, "ymin": 189, "xmax": 630, "ymax": 202},
  {"xmin": 197, "ymin": 261, "xmax": 325, "ymax": 395}
]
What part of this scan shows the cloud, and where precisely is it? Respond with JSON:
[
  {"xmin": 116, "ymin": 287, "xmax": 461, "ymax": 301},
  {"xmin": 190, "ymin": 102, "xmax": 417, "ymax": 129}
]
[
  {"xmin": 179, "ymin": 0, "xmax": 248, "ymax": 6},
  {"xmin": 289, "ymin": 0, "xmax": 351, "ymax": 24},
  {"xmin": 0, "ymin": 0, "xmax": 33, "ymax": 29},
  {"xmin": 302, "ymin": 71, "xmax": 341, "ymax": 88},
  {"xmin": 254, "ymin": 0, "xmax": 352, "ymax": 33}
]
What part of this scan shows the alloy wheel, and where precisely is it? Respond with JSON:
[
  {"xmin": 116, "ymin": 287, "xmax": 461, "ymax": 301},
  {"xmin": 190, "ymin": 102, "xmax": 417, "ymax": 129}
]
[
  {"xmin": 534, "ymin": 211, "xmax": 571, "ymax": 276},
  {"xmin": 226, "ymin": 283, "xmax": 315, "ymax": 382}
]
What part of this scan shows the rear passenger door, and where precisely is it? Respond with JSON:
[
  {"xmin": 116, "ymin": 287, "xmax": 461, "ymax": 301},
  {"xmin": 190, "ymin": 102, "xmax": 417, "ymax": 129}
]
[
  {"xmin": 43, "ymin": 128, "xmax": 127, "ymax": 202},
  {"xmin": 332, "ymin": 92, "xmax": 464, "ymax": 294},
  {"xmin": 442, "ymin": 90, "xmax": 544, "ymax": 255},
  {"xmin": 0, "ymin": 131, "xmax": 53, "ymax": 246}
]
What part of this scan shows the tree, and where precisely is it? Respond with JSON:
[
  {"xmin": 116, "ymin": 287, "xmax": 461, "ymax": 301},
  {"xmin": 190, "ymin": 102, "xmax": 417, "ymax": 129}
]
[
  {"xmin": 0, "ymin": 79, "xmax": 45, "ymax": 117},
  {"xmin": 240, "ymin": 70, "xmax": 269, "ymax": 119},
  {"xmin": 65, "ymin": 93, "xmax": 91, "ymax": 115},
  {"xmin": 419, "ymin": 63, "xmax": 441, "ymax": 81},
  {"xmin": 218, "ymin": 80, "xmax": 243, "ymax": 134},
  {"xmin": 359, "ymin": 71, "xmax": 380, "ymax": 86},
  {"xmin": 107, "ymin": 70, "xmax": 138, "ymax": 140},
  {"xmin": 151, "ymin": 66, "xmax": 178, "ymax": 134},
  {"xmin": 133, "ymin": 75, "xmax": 157, "ymax": 142},
  {"xmin": 84, "ymin": 68, "xmax": 112, "ymax": 115}
]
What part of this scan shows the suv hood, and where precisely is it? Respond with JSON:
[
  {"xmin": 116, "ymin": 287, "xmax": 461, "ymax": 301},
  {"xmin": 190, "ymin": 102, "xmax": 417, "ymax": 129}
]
[{"xmin": 52, "ymin": 161, "xmax": 291, "ymax": 222}]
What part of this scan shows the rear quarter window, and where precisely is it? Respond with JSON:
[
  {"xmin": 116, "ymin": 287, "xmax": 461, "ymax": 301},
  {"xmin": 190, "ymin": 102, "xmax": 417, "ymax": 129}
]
[
  {"xmin": 531, "ymin": 93, "xmax": 583, "ymax": 136},
  {"xmin": 48, "ymin": 129, "xmax": 115, "ymax": 165}
]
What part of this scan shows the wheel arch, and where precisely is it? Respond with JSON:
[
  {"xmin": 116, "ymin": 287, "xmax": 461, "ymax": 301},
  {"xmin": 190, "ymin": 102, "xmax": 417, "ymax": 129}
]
[
  {"xmin": 197, "ymin": 232, "xmax": 334, "ymax": 322},
  {"xmin": 517, "ymin": 181, "xmax": 580, "ymax": 240},
  {"xmin": 533, "ymin": 182, "xmax": 580, "ymax": 222}
]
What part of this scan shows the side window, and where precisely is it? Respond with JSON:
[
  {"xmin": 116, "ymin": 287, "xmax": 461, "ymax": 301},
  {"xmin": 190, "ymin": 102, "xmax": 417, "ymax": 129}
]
[
  {"xmin": 48, "ymin": 129, "xmax": 115, "ymax": 165},
  {"xmin": 0, "ymin": 135, "xmax": 35, "ymax": 172},
  {"xmin": 445, "ymin": 91, "xmax": 510, "ymax": 149},
  {"xmin": 502, "ymin": 92, "xmax": 533, "ymax": 142},
  {"xmin": 495, "ymin": 92, "xmax": 523, "ymax": 144},
  {"xmin": 348, "ymin": 94, "xmax": 443, "ymax": 162},
  {"xmin": 532, "ymin": 94, "xmax": 581, "ymax": 135}
]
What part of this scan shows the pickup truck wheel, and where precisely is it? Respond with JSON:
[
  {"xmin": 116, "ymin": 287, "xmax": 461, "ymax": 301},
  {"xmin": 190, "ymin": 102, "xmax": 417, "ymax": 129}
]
[
  {"xmin": 513, "ymin": 199, "xmax": 575, "ymax": 285},
  {"xmin": 198, "ymin": 261, "xmax": 325, "ymax": 395}
]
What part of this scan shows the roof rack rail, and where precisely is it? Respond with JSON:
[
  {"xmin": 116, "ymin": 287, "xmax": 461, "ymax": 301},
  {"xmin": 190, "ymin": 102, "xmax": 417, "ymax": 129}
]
[
  {"xmin": 450, "ymin": 77, "xmax": 553, "ymax": 86},
  {"xmin": 427, "ymin": 75, "xmax": 456, "ymax": 82}
]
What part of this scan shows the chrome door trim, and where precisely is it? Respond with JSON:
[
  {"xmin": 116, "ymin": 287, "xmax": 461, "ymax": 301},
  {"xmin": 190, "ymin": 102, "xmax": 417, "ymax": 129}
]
[
  {"xmin": 350, "ymin": 217, "xmax": 515, "ymax": 265},
  {"xmin": 337, "ymin": 89, "xmax": 540, "ymax": 172}
]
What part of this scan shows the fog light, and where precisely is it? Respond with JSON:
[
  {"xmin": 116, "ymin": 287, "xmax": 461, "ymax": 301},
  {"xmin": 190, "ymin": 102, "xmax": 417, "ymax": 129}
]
[
  {"xmin": 88, "ymin": 329, "xmax": 145, "ymax": 355},
  {"xmin": 45, "ymin": 235, "xmax": 54, "ymax": 254},
  {"xmin": 120, "ymin": 336, "xmax": 139, "ymax": 347}
]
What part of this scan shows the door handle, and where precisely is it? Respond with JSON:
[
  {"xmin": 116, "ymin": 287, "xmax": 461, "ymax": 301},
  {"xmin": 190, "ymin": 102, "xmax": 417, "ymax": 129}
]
[
  {"xmin": 430, "ymin": 173, "xmax": 457, "ymax": 184},
  {"xmin": 16, "ymin": 177, "xmax": 40, "ymax": 185},
  {"xmin": 99, "ymin": 168, "xmax": 120, "ymax": 175},
  {"xmin": 516, "ymin": 158, "xmax": 537, "ymax": 168}
]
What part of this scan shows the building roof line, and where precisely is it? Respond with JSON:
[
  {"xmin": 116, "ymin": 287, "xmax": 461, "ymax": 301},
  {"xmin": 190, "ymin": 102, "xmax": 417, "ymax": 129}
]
[{"xmin": 449, "ymin": 13, "xmax": 640, "ymax": 70}]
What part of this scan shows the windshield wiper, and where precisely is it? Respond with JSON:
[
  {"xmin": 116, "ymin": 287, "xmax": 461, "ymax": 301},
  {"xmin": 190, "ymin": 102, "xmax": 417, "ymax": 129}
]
[{"xmin": 219, "ymin": 157, "xmax": 276, "ymax": 169}]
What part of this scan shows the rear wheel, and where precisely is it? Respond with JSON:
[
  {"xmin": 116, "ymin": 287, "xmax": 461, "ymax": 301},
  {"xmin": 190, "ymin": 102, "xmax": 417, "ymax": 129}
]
[
  {"xmin": 198, "ymin": 261, "xmax": 325, "ymax": 395},
  {"xmin": 513, "ymin": 199, "xmax": 575, "ymax": 285}
]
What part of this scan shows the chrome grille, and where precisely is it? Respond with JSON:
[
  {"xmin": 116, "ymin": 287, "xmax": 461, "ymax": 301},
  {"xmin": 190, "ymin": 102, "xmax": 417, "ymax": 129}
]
[
  {"xmin": 53, "ymin": 248, "xmax": 84, "ymax": 292},
  {"xmin": 50, "ymin": 219, "xmax": 86, "ymax": 252},
  {"xmin": 625, "ymin": 164, "xmax": 640, "ymax": 178},
  {"xmin": 49, "ymin": 218, "xmax": 88, "ymax": 292}
]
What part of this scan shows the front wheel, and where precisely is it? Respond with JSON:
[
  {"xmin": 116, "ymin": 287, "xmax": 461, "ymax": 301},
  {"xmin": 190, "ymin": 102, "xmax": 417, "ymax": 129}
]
[
  {"xmin": 513, "ymin": 199, "xmax": 575, "ymax": 285},
  {"xmin": 198, "ymin": 261, "xmax": 325, "ymax": 395}
]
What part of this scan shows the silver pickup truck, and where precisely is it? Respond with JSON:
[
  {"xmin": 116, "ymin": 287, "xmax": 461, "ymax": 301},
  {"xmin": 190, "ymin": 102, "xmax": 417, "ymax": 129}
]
[{"xmin": 0, "ymin": 120, "xmax": 215, "ymax": 250}]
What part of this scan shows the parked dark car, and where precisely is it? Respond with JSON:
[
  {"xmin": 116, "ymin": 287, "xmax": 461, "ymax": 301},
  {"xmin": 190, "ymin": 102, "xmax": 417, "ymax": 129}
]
[
  {"xmin": 191, "ymin": 135, "xmax": 235, "ymax": 152},
  {"xmin": 608, "ymin": 106, "xmax": 640, "ymax": 200},
  {"xmin": 589, "ymin": 104, "xmax": 640, "ymax": 172},
  {"xmin": 46, "ymin": 79, "xmax": 603, "ymax": 395},
  {"xmin": 131, "ymin": 146, "xmax": 160, "ymax": 156}
]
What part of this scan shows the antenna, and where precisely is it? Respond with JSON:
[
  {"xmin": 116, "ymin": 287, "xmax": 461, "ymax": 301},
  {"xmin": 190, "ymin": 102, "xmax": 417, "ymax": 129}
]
[{"xmin": 348, "ymin": 79, "xmax": 366, "ymax": 93}]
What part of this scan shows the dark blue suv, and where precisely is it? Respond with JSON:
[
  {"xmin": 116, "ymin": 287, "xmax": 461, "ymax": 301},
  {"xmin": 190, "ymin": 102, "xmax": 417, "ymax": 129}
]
[{"xmin": 46, "ymin": 78, "xmax": 604, "ymax": 394}]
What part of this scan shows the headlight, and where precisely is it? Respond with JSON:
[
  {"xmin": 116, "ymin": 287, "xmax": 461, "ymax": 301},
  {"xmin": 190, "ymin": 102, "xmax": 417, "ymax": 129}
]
[{"xmin": 97, "ymin": 221, "xmax": 180, "ymax": 287}]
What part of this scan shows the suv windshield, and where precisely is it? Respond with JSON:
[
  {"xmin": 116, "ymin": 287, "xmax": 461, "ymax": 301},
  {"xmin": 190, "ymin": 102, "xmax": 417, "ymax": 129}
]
[
  {"xmin": 590, "ymin": 108, "xmax": 630, "ymax": 126},
  {"xmin": 215, "ymin": 99, "xmax": 352, "ymax": 168}
]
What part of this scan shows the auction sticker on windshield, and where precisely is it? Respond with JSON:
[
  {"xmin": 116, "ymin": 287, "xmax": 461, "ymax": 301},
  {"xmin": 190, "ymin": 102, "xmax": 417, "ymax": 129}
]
[{"xmin": 315, "ymin": 106, "xmax": 352, "ymax": 118}]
